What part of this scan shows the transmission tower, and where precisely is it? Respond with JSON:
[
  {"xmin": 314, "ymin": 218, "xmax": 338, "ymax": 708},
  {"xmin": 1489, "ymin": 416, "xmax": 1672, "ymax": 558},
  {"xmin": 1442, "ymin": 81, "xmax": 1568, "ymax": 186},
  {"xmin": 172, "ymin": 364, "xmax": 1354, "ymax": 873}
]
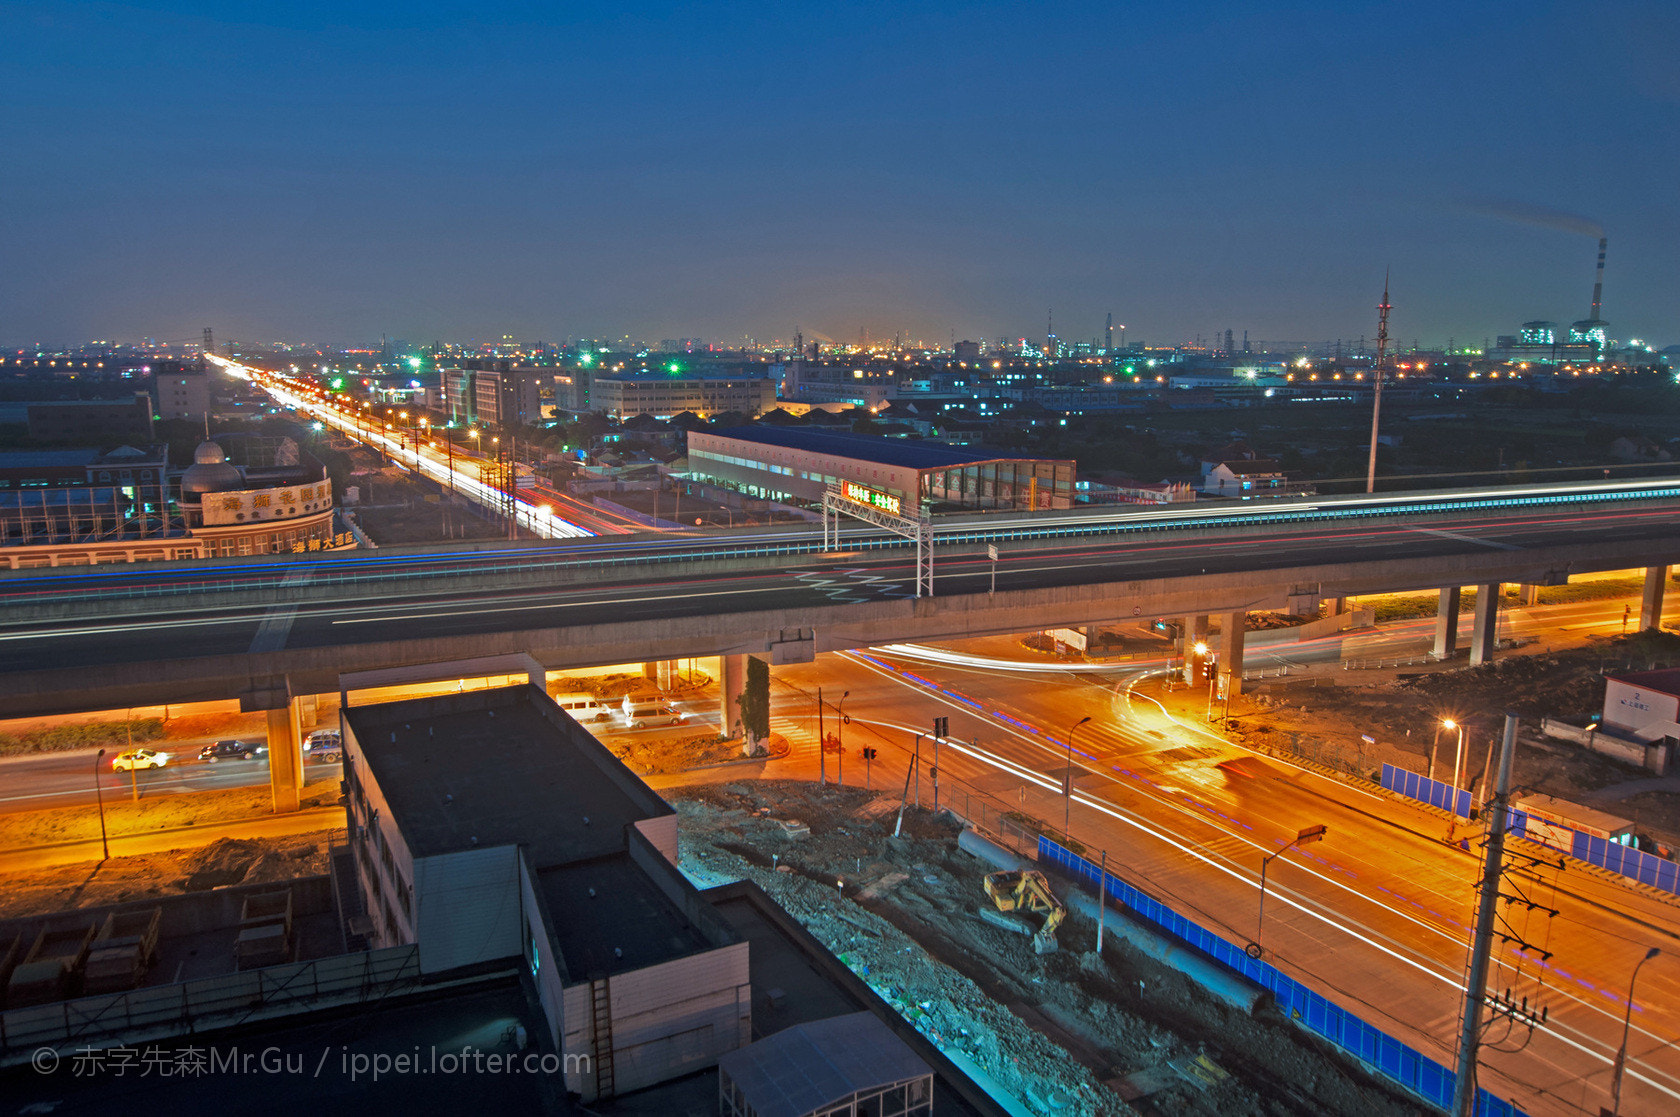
[{"xmin": 1364, "ymin": 274, "xmax": 1391, "ymax": 493}]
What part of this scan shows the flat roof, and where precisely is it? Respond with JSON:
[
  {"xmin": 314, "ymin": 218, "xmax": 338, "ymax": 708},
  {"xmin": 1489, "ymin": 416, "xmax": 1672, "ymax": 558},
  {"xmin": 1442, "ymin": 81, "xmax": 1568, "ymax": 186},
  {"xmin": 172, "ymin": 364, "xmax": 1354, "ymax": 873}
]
[
  {"xmin": 718, "ymin": 1012, "xmax": 932, "ymax": 1117},
  {"xmin": 537, "ymin": 855, "xmax": 713, "ymax": 982},
  {"xmin": 1513, "ymin": 793, "xmax": 1634, "ymax": 833},
  {"xmin": 0, "ymin": 450, "xmax": 94, "ymax": 468},
  {"xmin": 346, "ymin": 685, "xmax": 671, "ymax": 868},
  {"xmin": 703, "ymin": 425, "xmax": 1031, "ymax": 471}
]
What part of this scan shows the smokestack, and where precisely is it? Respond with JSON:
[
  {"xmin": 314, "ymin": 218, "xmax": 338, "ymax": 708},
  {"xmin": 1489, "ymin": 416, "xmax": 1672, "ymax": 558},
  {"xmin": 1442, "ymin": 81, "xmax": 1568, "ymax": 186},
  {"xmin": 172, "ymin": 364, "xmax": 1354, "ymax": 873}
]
[
  {"xmin": 1105, "ymin": 312, "xmax": 1113, "ymax": 352},
  {"xmin": 1590, "ymin": 236, "xmax": 1607, "ymax": 321}
]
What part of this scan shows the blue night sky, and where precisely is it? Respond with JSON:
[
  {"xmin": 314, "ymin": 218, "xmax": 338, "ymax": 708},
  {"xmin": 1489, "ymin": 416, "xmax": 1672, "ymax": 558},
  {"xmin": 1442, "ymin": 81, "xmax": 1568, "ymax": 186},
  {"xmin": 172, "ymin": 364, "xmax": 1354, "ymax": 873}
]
[{"xmin": 3, "ymin": 0, "xmax": 1676, "ymax": 350}]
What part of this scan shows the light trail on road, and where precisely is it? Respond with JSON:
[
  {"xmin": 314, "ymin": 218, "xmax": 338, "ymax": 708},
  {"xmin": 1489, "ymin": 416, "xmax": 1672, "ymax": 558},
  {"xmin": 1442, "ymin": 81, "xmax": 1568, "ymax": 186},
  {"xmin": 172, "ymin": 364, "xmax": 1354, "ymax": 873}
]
[{"xmin": 833, "ymin": 648, "xmax": 1680, "ymax": 1113}]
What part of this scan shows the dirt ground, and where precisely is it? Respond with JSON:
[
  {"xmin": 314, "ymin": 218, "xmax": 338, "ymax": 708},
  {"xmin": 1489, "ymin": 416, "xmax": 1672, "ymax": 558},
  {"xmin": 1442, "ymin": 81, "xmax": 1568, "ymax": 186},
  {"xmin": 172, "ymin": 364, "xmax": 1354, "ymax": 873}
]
[
  {"xmin": 349, "ymin": 465, "xmax": 522, "ymax": 545},
  {"xmin": 670, "ymin": 780, "xmax": 1421, "ymax": 1117},
  {"xmin": 0, "ymin": 832, "xmax": 336, "ymax": 920}
]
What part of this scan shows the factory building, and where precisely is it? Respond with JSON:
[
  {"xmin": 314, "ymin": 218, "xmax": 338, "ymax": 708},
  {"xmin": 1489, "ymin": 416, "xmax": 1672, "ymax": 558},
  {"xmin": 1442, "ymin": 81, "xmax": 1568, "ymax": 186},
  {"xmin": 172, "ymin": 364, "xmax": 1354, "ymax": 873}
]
[{"xmin": 684, "ymin": 425, "xmax": 1075, "ymax": 512}]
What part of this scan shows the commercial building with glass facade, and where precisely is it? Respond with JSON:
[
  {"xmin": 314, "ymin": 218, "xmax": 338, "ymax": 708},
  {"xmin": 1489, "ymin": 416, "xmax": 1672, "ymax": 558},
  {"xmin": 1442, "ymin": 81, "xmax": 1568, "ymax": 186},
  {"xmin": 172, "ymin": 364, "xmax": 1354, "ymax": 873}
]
[{"xmin": 684, "ymin": 426, "xmax": 1074, "ymax": 512}]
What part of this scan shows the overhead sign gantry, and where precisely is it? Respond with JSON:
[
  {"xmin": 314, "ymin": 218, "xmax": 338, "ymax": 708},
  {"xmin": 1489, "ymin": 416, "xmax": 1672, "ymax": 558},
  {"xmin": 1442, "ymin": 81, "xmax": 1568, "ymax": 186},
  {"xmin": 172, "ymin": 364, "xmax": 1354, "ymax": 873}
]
[{"xmin": 821, "ymin": 482, "xmax": 933, "ymax": 597}]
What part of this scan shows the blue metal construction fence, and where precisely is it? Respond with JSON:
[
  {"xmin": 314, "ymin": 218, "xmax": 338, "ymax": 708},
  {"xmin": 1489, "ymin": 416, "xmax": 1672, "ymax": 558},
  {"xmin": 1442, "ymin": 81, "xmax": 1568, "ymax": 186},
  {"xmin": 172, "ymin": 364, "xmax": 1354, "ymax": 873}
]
[
  {"xmin": 1383, "ymin": 763, "xmax": 1680, "ymax": 897},
  {"xmin": 1381, "ymin": 763, "xmax": 1473, "ymax": 819},
  {"xmin": 1507, "ymin": 811, "xmax": 1680, "ymax": 896},
  {"xmin": 1037, "ymin": 836, "xmax": 1526, "ymax": 1117}
]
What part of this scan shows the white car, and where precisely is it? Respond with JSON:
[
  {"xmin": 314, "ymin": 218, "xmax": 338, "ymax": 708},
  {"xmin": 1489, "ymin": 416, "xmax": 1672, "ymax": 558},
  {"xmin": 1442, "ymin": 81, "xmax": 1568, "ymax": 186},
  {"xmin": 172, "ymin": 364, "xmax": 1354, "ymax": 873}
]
[{"xmin": 111, "ymin": 748, "xmax": 170, "ymax": 771}]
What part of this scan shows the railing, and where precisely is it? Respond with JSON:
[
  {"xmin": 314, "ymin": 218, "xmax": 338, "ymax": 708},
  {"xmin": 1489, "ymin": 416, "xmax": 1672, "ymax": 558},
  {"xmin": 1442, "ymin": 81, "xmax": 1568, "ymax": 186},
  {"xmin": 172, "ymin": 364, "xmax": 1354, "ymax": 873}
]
[
  {"xmin": 5, "ymin": 478, "xmax": 1679, "ymax": 607},
  {"xmin": 0, "ymin": 944, "xmax": 420, "ymax": 1061}
]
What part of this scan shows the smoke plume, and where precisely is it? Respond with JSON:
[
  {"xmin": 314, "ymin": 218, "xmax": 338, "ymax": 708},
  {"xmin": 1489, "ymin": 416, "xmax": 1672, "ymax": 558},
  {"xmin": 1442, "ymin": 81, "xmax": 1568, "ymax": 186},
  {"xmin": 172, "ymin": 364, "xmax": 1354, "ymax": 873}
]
[{"xmin": 1464, "ymin": 198, "xmax": 1604, "ymax": 239}]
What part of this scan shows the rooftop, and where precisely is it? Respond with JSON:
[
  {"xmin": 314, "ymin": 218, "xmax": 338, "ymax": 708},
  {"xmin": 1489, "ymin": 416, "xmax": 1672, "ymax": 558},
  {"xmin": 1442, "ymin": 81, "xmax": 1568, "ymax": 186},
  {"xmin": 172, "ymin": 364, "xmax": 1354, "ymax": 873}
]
[
  {"xmin": 718, "ymin": 1011, "xmax": 933, "ymax": 1117},
  {"xmin": 537, "ymin": 854, "xmax": 713, "ymax": 981},
  {"xmin": 704, "ymin": 425, "xmax": 1022, "ymax": 470},
  {"xmin": 345, "ymin": 685, "xmax": 672, "ymax": 867}
]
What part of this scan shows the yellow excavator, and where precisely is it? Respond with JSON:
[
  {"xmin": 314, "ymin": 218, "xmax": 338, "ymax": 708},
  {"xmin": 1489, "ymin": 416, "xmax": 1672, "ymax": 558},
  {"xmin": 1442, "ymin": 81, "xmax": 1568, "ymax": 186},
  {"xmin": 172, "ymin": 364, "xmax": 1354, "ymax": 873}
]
[{"xmin": 981, "ymin": 869, "xmax": 1066, "ymax": 954}]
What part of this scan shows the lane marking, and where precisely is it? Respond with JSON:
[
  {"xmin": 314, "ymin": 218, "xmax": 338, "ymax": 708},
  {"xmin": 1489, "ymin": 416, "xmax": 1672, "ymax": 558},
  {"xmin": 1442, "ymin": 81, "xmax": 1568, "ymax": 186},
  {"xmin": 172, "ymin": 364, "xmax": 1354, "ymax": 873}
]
[{"xmin": 1407, "ymin": 526, "xmax": 1522, "ymax": 551}]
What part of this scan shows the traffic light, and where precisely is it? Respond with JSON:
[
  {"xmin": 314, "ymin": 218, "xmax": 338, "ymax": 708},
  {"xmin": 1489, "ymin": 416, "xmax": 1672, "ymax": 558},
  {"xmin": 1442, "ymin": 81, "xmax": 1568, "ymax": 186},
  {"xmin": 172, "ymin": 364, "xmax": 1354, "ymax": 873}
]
[
  {"xmin": 933, "ymin": 716, "xmax": 948, "ymax": 739},
  {"xmin": 862, "ymin": 747, "xmax": 878, "ymax": 761}
]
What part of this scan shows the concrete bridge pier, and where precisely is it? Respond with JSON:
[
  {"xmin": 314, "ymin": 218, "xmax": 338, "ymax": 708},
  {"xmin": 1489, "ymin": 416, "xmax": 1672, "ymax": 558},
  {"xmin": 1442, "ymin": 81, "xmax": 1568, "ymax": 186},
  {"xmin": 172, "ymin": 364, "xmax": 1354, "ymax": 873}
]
[
  {"xmin": 1219, "ymin": 611, "xmax": 1246, "ymax": 699},
  {"xmin": 1641, "ymin": 565, "xmax": 1669, "ymax": 631},
  {"xmin": 1433, "ymin": 587, "xmax": 1461, "ymax": 660},
  {"xmin": 242, "ymin": 683, "xmax": 305, "ymax": 813},
  {"xmin": 719, "ymin": 654, "xmax": 744, "ymax": 739},
  {"xmin": 1469, "ymin": 583, "xmax": 1501, "ymax": 666},
  {"xmin": 1517, "ymin": 584, "xmax": 1541, "ymax": 606}
]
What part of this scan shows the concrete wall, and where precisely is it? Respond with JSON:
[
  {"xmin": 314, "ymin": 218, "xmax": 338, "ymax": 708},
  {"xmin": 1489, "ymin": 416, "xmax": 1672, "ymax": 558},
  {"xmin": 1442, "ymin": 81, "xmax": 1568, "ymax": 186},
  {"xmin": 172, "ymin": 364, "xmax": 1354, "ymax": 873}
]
[
  {"xmin": 343, "ymin": 723, "xmax": 416, "ymax": 949},
  {"xmin": 560, "ymin": 941, "xmax": 751, "ymax": 1101},
  {"xmin": 413, "ymin": 844, "xmax": 525, "ymax": 975},
  {"xmin": 1293, "ymin": 607, "xmax": 1374, "ymax": 641},
  {"xmin": 519, "ymin": 853, "xmax": 567, "ymax": 1052},
  {"xmin": 0, "ymin": 876, "xmax": 334, "ymax": 948},
  {"xmin": 1603, "ymin": 677, "xmax": 1680, "ymax": 736},
  {"xmin": 1541, "ymin": 718, "xmax": 1673, "ymax": 774},
  {"xmin": 633, "ymin": 815, "xmax": 679, "ymax": 866}
]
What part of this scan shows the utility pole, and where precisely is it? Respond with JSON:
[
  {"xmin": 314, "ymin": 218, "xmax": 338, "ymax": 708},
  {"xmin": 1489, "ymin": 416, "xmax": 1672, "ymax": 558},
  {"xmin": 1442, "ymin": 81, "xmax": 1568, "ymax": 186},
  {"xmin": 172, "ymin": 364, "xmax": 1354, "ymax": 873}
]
[
  {"xmin": 817, "ymin": 687, "xmax": 825, "ymax": 787},
  {"xmin": 1365, "ymin": 272, "xmax": 1392, "ymax": 494},
  {"xmin": 1451, "ymin": 713, "xmax": 1520, "ymax": 1116}
]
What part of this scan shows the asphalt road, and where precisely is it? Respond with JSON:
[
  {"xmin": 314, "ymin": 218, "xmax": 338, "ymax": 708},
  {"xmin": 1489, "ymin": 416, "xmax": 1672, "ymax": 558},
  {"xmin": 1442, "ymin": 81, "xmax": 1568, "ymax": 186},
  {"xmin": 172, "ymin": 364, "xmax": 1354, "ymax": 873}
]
[
  {"xmin": 2, "ymin": 500, "xmax": 1674, "ymax": 683},
  {"xmin": 751, "ymin": 643, "xmax": 1680, "ymax": 1117},
  {"xmin": 5, "ymin": 594, "xmax": 1676, "ymax": 1112}
]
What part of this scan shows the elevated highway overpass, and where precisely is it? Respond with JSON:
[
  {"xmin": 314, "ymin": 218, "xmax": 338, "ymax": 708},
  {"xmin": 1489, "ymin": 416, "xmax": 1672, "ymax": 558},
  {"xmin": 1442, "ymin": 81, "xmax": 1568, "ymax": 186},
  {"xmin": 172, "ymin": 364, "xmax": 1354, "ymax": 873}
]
[{"xmin": 4, "ymin": 475, "xmax": 1679, "ymax": 797}]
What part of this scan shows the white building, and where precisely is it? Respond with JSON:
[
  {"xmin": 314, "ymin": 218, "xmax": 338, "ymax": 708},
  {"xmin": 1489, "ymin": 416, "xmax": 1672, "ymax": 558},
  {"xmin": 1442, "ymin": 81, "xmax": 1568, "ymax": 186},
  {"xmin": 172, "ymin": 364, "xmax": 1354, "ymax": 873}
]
[{"xmin": 341, "ymin": 684, "xmax": 751, "ymax": 1102}]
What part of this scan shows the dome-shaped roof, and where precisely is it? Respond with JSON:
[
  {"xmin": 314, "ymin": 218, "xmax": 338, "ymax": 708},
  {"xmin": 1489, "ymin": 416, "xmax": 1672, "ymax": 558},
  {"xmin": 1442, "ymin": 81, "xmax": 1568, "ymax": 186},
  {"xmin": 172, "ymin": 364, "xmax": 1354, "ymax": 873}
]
[
  {"xmin": 180, "ymin": 440, "xmax": 243, "ymax": 499},
  {"xmin": 193, "ymin": 441, "xmax": 229, "ymax": 465}
]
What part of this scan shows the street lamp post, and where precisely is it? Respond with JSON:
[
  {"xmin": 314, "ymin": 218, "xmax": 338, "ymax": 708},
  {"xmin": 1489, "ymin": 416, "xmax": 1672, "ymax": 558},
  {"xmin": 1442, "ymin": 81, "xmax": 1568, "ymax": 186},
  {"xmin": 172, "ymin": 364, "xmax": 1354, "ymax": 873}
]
[
  {"xmin": 94, "ymin": 749, "xmax": 110, "ymax": 862},
  {"xmin": 1063, "ymin": 716, "xmax": 1092, "ymax": 845},
  {"xmin": 1611, "ymin": 946, "xmax": 1661, "ymax": 1115},
  {"xmin": 1249, "ymin": 823, "xmax": 1327, "ymax": 958},
  {"xmin": 1447, "ymin": 718, "xmax": 1467, "ymax": 795}
]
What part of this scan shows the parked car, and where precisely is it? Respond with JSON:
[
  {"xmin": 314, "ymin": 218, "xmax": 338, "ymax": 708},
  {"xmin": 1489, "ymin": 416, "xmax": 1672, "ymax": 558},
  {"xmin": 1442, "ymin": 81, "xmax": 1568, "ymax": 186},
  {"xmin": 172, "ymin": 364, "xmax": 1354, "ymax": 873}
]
[
  {"xmin": 111, "ymin": 748, "xmax": 170, "ymax": 771},
  {"xmin": 199, "ymin": 740, "xmax": 265, "ymax": 763}
]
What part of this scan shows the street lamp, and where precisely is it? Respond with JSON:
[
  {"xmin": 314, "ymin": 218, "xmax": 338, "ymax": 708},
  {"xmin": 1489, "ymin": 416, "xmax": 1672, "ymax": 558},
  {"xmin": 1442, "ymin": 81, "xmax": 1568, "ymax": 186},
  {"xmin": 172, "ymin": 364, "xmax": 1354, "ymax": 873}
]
[
  {"xmin": 1445, "ymin": 718, "xmax": 1467, "ymax": 792},
  {"xmin": 1249, "ymin": 823, "xmax": 1327, "ymax": 958},
  {"xmin": 1611, "ymin": 946, "xmax": 1661, "ymax": 1115},
  {"xmin": 1064, "ymin": 716, "xmax": 1092, "ymax": 844},
  {"xmin": 94, "ymin": 749, "xmax": 110, "ymax": 862}
]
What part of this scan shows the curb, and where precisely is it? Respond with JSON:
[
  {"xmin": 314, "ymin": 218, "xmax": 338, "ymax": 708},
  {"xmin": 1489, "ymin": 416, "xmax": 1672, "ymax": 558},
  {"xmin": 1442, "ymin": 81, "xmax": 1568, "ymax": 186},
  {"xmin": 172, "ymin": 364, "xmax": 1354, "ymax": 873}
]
[{"xmin": 0, "ymin": 806, "xmax": 343, "ymax": 859}]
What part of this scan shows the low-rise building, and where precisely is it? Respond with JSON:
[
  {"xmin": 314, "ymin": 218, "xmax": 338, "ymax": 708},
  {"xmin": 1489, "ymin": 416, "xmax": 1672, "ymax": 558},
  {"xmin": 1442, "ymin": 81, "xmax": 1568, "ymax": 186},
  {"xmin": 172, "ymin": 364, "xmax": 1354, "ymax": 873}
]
[
  {"xmin": 341, "ymin": 684, "xmax": 752, "ymax": 1102},
  {"xmin": 591, "ymin": 374, "xmax": 777, "ymax": 421},
  {"xmin": 685, "ymin": 425, "xmax": 1075, "ymax": 512},
  {"xmin": 26, "ymin": 394, "xmax": 155, "ymax": 441}
]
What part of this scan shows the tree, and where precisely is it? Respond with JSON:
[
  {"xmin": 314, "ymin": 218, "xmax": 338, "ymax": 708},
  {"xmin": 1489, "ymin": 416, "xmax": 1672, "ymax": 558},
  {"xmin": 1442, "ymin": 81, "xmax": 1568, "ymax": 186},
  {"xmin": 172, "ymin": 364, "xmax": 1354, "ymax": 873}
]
[{"xmin": 737, "ymin": 656, "xmax": 771, "ymax": 754}]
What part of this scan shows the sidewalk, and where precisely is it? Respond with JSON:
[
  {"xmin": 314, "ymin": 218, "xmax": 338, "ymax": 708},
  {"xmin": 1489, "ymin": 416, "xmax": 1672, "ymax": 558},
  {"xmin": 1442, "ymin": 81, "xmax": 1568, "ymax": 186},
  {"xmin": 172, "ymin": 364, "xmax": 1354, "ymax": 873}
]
[{"xmin": 1, "ymin": 807, "xmax": 344, "ymax": 873}]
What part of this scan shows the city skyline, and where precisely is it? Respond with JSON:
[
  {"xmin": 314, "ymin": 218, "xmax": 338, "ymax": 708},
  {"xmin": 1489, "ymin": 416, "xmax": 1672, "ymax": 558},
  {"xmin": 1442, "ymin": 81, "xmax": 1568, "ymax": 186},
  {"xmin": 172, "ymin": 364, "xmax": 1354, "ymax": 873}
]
[{"xmin": 3, "ymin": 1, "xmax": 1676, "ymax": 350}]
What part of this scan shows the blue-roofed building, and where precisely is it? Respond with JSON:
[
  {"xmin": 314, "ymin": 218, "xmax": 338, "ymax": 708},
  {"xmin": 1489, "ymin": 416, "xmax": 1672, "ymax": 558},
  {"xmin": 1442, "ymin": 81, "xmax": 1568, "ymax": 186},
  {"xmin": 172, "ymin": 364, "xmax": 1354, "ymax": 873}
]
[{"xmin": 684, "ymin": 426, "xmax": 1075, "ymax": 512}]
